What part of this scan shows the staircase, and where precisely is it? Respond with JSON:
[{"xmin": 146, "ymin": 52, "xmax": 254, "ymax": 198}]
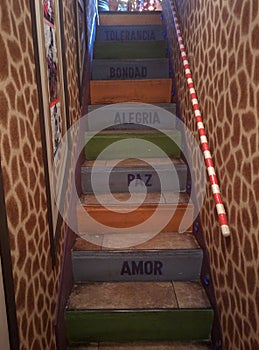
[{"xmin": 66, "ymin": 11, "xmax": 213, "ymax": 349}]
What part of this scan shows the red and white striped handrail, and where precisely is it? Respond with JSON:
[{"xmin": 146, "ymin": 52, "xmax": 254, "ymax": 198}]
[{"xmin": 170, "ymin": 0, "xmax": 230, "ymax": 237}]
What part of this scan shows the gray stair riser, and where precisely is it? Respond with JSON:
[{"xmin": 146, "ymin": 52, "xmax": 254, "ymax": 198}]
[
  {"xmin": 92, "ymin": 58, "xmax": 169, "ymax": 80},
  {"xmin": 96, "ymin": 25, "xmax": 166, "ymax": 41},
  {"xmin": 72, "ymin": 250, "xmax": 203, "ymax": 282},
  {"xmin": 87, "ymin": 104, "xmax": 177, "ymax": 131},
  {"xmin": 81, "ymin": 163, "xmax": 187, "ymax": 193}
]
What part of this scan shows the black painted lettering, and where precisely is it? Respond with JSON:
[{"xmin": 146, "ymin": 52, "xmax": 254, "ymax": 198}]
[
  {"xmin": 121, "ymin": 261, "xmax": 131, "ymax": 275},
  {"xmin": 135, "ymin": 112, "xmax": 142, "ymax": 124},
  {"xmin": 132, "ymin": 261, "xmax": 144, "ymax": 275},
  {"xmin": 129, "ymin": 112, "xmax": 135, "ymax": 123},
  {"xmin": 142, "ymin": 112, "xmax": 149, "ymax": 124},
  {"xmin": 129, "ymin": 67, "xmax": 134, "ymax": 79},
  {"xmin": 127, "ymin": 174, "xmax": 135, "ymax": 186},
  {"xmin": 144, "ymin": 261, "xmax": 153, "ymax": 275},
  {"xmin": 145, "ymin": 174, "xmax": 152, "ymax": 187},
  {"xmin": 143, "ymin": 31, "xmax": 148, "ymax": 40},
  {"xmin": 110, "ymin": 67, "xmax": 115, "ymax": 78},
  {"xmin": 141, "ymin": 67, "xmax": 147, "ymax": 78},
  {"xmin": 110, "ymin": 31, "xmax": 115, "ymax": 40},
  {"xmin": 154, "ymin": 261, "xmax": 163, "ymax": 275},
  {"xmin": 104, "ymin": 31, "xmax": 109, "ymax": 40},
  {"xmin": 135, "ymin": 174, "xmax": 144, "ymax": 186},
  {"xmin": 121, "ymin": 67, "xmax": 127, "ymax": 79},
  {"xmin": 114, "ymin": 112, "xmax": 121, "ymax": 124},
  {"xmin": 150, "ymin": 31, "xmax": 155, "ymax": 40},
  {"xmin": 153, "ymin": 111, "xmax": 160, "ymax": 124}
]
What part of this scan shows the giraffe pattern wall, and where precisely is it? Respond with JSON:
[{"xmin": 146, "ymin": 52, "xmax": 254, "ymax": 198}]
[
  {"xmin": 164, "ymin": 0, "xmax": 259, "ymax": 349},
  {"xmin": 0, "ymin": 0, "xmax": 81, "ymax": 348}
]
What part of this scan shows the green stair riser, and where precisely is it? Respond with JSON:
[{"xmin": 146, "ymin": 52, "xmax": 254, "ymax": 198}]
[
  {"xmin": 94, "ymin": 41, "xmax": 168, "ymax": 59},
  {"xmin": 85, "ymin": 131, "xmax": 182, "ymax": 160},
  {"xmin": 66, "ymin": 309, "xmax": 213, "ymax": 343}
]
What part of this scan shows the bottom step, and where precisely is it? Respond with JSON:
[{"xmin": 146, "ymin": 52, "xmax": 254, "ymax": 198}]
[
  {"xmin": 68, "ymin": 341, "xmax": 212, "ymax": 349},
  {"xmin": 66, "ymin": 282, "xmax": 213, "ymax": 344}
]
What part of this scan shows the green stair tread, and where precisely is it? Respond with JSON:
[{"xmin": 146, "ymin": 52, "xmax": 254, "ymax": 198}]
[
  {"xmin": 85, "ymin": 130, "xmax": 181, "ymax": 160},
  {"xmin": 94, "ymin": 41, "xmax": 167, "ymax": 59}
]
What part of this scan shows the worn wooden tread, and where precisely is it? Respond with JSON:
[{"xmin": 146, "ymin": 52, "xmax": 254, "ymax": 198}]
[
  {"xmin": 67, "ymin": 281, "xmax": 211, "ymax": 310},
  {"xmin": 73, "ymin": 232, "xmax": 199, "ymax": 252},
  {"xmin": 77, "ymin": 192, "xmax": 194, "ymax": 233},
  {"xmin": 68, "ymin": 341, "xmax": 212, "ymax": 349},
  {"xmin": 99, "ymin": 12, "xmax": 163, "ymax": 26},
  {"xmin": 79, "ymin": 191, "xmax": 190, "ymax": 206},
  {"xmin": 82, "ymin": 157, "xmax": 184, "ymax": 168},
  {"xmin": 90, "ymin": 79, "xmax": 172, "ymax": 104}
]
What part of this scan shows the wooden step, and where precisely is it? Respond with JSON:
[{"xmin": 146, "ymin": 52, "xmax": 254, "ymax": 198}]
[
  {"xmin": 96, "ymin": 25, "xmax": 166, "ymax": 41},
  {"xmin": 87, "ymin": 103, "xmax": 177, "ymax": 130},
  {"xmin": 77, "ymin": 192, "xmax": 194, "ymax": 233},
  {"xmin": 85, "ymin": 129, "xmax": 181, "ymax": 160},
  {"xmin": 68, "ymin": 341, "xmax": 212, "ymax": 349},
  {"xmin": 65, "ymin": 281, "xmax": 213, "ymax": 343},
  {"xmin": 99, "ymin": 11, "xmax": 163, "ymax": 26},
  {"xmin": 90, "ymin": 79, "xmax": 172, "ymax": 105},
  {"xmin": 81, "ymin": 158, "xmax": 187, "ymax": 194},
  {"xmin": 94, "ymin": 41, "xmax": 167, "ymax": 59},
  {"xmin": 92, "ymin": 58, "xmax": 170, "ymax": 80},
  {"xmin": 72, "ymin": 232, "xmax": 202, "ymax": 282}
]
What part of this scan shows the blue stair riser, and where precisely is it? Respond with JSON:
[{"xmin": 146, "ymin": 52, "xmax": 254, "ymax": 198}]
[
  {"xmin": 96, "ymin": 25, "xmax": 166, "ymax": 41},
  {"xmin": 72, "ymin": 250, "xmax": 203, "ymax": 282},
  {"xmin": 81, "ymin": 162, "xmax": 187, "ymax": 193},
  {"xmin": 92, "ymin": 58, "xmax": 170, "ymax": 80}
]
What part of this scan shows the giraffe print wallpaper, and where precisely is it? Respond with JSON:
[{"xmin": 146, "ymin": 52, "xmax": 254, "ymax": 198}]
[
  {"xmin": 164, "ymin": 0, "xmax": 259, "ymax": 349},
  {"xmin": 0, "ymin": 0, "xmax": 81, "ymax": 348}
]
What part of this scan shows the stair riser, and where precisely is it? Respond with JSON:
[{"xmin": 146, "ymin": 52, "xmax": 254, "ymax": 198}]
[
  {"xmin": 94, "ymin": 41, "xmax": 167, "ymax": 59},
  {"xmin": 99, "ymin": 12, "xmax": 163, "ymax": 26},
  {"xmin": 90, "ymin": 79, "xmax": 172, "ymax": 104},
  {"xmin": 85, "ymin": 131, "xmax": 181, "ymax": 160},
  {"xmin": 81, "ymin": 164, "xmax": 187, "ymax": 193},
  {"xmin": 92, "ymin": 59, "xmax": 169, "ymax": 80},
  {"xmin": 96, "ymin": 25, "xmax": 165, "ymax": 41},
  {"xmin": 87, "ymin": 103, "xmax": 177, "ymax": 130},
  {"xmin": 66, "ymin": 310, "xmax": 213, "ymax": 343},
  {"xmin": 72, "ymin": 250, "xmax": 202, "ymax": 282},
  {"xmin": 77, "ymin": 205, "xmax": 194, "ymax": 233}
]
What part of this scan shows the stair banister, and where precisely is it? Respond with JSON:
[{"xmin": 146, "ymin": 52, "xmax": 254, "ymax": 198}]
[{"xmin": 169, "ymin": 0, "xmax": 231, "ymax": 237}]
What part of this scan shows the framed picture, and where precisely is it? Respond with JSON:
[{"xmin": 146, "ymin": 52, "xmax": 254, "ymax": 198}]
[
  {"xmin": 75, "ymin": 0, "xmax": 87, "ymax": 102},
  {"xmin": 30, "ymin": 0, "xmax": 70, "ymax": 266}
]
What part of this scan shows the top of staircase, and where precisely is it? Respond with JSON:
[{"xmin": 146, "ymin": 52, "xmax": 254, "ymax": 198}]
[{"xmin": 99, "ymin": 11, "xmax": 163, "ymax": 26}]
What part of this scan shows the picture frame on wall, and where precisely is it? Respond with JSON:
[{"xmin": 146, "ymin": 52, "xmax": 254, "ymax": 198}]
[
  {"xmin": 75, "ymin": 0, "xmax": 87, "ymax": 103},
  {"xmin": 30, "ymin": 0, "xmax": 70, "ymax": 266}
]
